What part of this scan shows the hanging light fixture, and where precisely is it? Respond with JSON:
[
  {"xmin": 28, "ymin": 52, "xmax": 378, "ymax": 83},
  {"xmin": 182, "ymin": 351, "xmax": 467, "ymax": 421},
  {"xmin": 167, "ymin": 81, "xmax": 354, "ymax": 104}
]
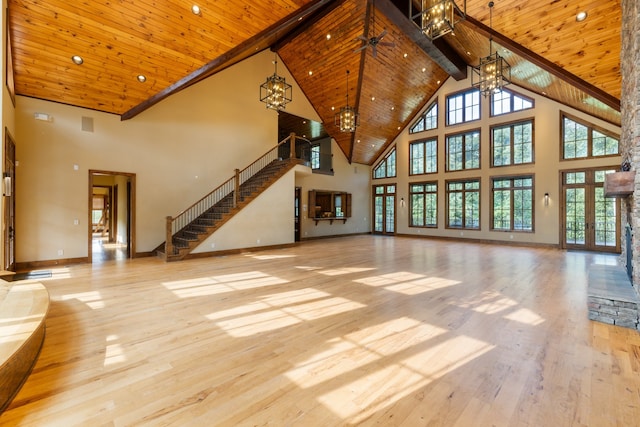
[
  {"xmin": 260, "ymin": 53, "xmax": 292, "ymax": 111},
  {"xmin": 417, "ymin": 0, "xmax": 466, "ymax": 41},
  {"xmin": 335, "ymin": 70, "xmax": 359, "ymax": 133},
  {"xmin": 471, "ymin": 1, "xmax": 511, "ymax": 96}
]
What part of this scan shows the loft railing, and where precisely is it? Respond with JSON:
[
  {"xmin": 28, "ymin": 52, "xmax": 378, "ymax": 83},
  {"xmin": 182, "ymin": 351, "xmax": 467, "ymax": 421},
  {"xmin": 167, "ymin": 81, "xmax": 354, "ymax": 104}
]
[{"xmin": 165, "ymin": 133, "xmax": 310, "ymax": 256}]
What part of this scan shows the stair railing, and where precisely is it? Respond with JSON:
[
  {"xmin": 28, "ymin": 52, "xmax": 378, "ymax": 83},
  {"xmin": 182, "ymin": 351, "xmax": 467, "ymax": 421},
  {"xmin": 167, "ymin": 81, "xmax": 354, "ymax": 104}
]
[{"xmin": 165, "ymin": 133, "xmax": 310, "ymax": 256}]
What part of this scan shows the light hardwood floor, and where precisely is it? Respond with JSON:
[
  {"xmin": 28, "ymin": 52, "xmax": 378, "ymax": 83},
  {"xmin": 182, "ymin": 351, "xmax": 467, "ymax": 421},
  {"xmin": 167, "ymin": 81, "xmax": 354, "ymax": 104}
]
[{"xmin": 2, "ymin": 235, "xmax": 639, "ymax": 426}]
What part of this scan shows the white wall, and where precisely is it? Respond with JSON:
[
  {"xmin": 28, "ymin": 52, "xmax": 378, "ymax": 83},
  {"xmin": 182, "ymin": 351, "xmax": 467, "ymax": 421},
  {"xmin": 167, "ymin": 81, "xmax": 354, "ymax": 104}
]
[
  {"xmin": 379, "ymin": 72, "xmax": 621, "ymax": 246},
  {"xmin": 13, "ymin": 50, "xmax": 340, "ymax": 263}
]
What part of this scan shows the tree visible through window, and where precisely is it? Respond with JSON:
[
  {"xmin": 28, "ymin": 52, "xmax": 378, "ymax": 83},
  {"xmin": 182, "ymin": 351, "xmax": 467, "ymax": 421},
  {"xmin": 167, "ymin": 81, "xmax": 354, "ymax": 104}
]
[
  {"xmin": 491, "ymin": 120, "xmax": 533, "ymax": 166},
  {"xmin": 446, "ymin": 130, "xmax": 480, "ymax": 171},
  {"xmin": 374, "ymin": 148, "xmax": 396, "ymax": 179},
  {"xmin": 447, "ymin": 180, "xmax": 480, "ymax": 229},
  {"xmin": 410, "ymin": 102, "xmax": 438, "ymax": 133},
  {"xmin": 410, "ymin": 139, "xmax": 437, "ymax": 175},
  {"xmin": 492, "ymin": 176, "xmax": 533, "ymax": 231},
  {"xmin": 310, "ymin": 144, "xmax": 320, "ymax": 169},
  {"xmin": 410, "ymin": 182, "xmax": 437, "ymax": 227},
  {"xmin": 562, "ymin": 113, "xmax": 619, "ymax": 160}
]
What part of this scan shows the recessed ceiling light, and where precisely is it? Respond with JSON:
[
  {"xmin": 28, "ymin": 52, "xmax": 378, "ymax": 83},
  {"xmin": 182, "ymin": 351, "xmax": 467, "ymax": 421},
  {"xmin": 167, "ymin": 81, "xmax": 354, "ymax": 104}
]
[
  {"xmin": 331, "ymin": 106, "xmax": 335, "ymax": 111},
  {"xmin": 326, "ymin": 34, "xmax": 331, "ymax": 40},
  {"xmin": 371, "ymin": 96, "xmax": 375, "ymax": 101},
  {"xmin": 391, "ymin": 106, "xmax": 395, "ymax": 111},
  {"xmin": 576, "ymin": 11, "xmax": 587, "ymax": 22},
  {"xmin": 422, "ymin": 67, "xmax": 426, "ymax": 72},
  {"xmin": 71, "ymin": 55, "xmax": 83, "ymax": 65},
  {"xmin": 437, "ymin": 80, "xmax": 441, "ymax": 84},
  {"xmin": 308, "ymin": 71, "xmax": 313, "ymax": 76},
  {"xmin": 403, "ymin": 53, "xmax": 408, "ymax": 58},
  {"xmin": 137, "ymin": 75, "xmax": 147, "ymax": 83},
  {"xmin": 191, "ymin": 5, "xmax": 201, "ymax": 15}
]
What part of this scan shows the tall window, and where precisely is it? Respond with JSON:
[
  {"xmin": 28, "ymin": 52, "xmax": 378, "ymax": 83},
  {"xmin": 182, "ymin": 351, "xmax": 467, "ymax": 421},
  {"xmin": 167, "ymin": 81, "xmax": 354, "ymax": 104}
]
[
  {"xmin": 446, "ymin": 179, "xmax": 480, "ymax": 229},
  {"xmin": 446, "ymin": 89, "xmax": 480, "ymax": 126},
  {"xmin": 446, "ymin": 130, "xmax": 480, "ymax": 171},
  {"xmin": 410, "ymin": 139, "xmax": 437, "ymax": 175},
  {"xmin": 409, "ymin": 182, "xmax": 437, "ymax": 227},
  {"xmin": 310, "ymin": 144, "xmax": 320, "ymax": 169},
  {"xmin": 562, "ymin": 112, "xmax": 619, "ymax": 160},
  {"xmin": 373, "ymin": 148, "xmax": 397, "ymax": 179},
  {"xmin": 491, "ymin": 89, "xmax": 534, "ymax": 116},
  {"xmin": 410, "ymin": 102, "xmax": 438, "ymax": 133},
  {"xmin": 491, "ymin": 120, "xmax": 534, "ymax": 166},
  {"xmin": 491, "ymin": 176, "xmax": 533, "ymax": 232}
]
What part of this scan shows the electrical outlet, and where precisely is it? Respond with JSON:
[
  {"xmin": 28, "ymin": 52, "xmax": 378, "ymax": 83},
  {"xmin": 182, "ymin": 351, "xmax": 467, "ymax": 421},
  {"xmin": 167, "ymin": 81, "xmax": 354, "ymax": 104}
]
[
  {"xmin": 73, "ymin": 218, "xmax": 79, "ymax": 225},
  {"xmin": 57, "ymin": 249, "xmax": 64, "ymax": 256}
]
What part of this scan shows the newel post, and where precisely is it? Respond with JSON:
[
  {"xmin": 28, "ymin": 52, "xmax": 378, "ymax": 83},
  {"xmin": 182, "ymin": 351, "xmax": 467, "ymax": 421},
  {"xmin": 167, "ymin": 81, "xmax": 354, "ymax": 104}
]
[
  {"xmin": 234, "ymin": 168, "xmax": 240, "ymax": 208},
  {"xmin": 290, "ymin": 132, "xmax": 296, "ymax": 159},
  {"xmin": 165, "ymin": 216, "xmax": 173, "ymax": 256}
]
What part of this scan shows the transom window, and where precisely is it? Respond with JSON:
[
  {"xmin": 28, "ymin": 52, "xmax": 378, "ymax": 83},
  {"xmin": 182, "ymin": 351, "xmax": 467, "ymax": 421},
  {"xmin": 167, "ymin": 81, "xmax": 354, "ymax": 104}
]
[
  {"xmin": 409, "ymin": 182, "xmax": 437, "ymax": 227},
  {"xmin": 562, "ymin": 112, "xmax": 619, "ymax": 160},
  {"xmin": 410, "ymin": 102, "xmax": 438, "ymax": 133},
  {"xmin": 446, "ymin": 179, "xmax": 480, "ymax": 229},
  {"xmin": 491, "ymin": 120, "xmax": 534, "ymax": 167},
  {"xmin": 373, "ymin": 148, "xmax": 396, "ymax": 179},
  {"xmin": 446, "ymin": 130, "xmax": 480, "ymax": 171},
  {"xmin": 491, "ymin": 89, "xmax": 534, "ymax": 116},
  {"xmin": 491, "ymin": 176, "xmax": 534, "ymax": 232},
  {"xmin": 410, "ymin": 138, "xmax": 437, "ymax": 175},
  {"xmin": 446, "ymin": 89, "xmax": 480, "ymax": 126}
]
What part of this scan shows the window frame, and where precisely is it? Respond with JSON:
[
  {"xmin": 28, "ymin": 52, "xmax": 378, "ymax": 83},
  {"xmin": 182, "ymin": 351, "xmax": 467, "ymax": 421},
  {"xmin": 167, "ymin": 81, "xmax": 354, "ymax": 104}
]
[
  {"xmin": 490, "ymin": 88, "xmax": 534, "ymax": 117},
  {"xmin": 445, "ymin": 129, "xmax": 481, "ymax": 172},
  {"xmin": 445, "ymin": 178, "xmax": 481, "ymax": 230},
  {"xmin": 409, "ymin": 181, "xmax": 438, "ymax": 228},
  {"xmin": 373, "ymin": 147, "xmax": 397, "ymax": 179},
  {"xmin": 310, "ymin": 144, "xmax": 320, "ymax": 169},
  {"xmin": 409, "ymin": 138, "xmax": 438, "ymax": 176},
  {"xmin": 561, "ymin": 111, "xmax": 620, "ymax": 161},
  {"xmin": 490, "ymin": 118, "xmax": 535, "ymax": 167},
  {"xmin": 445, "ymin": 88, "xmax": 481, "ymax": 126},
  {"xmin": 409, "ymin": 101, "xmax": 438, "ymax": 134},
  {"xmin": 490, "ymin": 174, "xmax": 535, "ymax": 233}
]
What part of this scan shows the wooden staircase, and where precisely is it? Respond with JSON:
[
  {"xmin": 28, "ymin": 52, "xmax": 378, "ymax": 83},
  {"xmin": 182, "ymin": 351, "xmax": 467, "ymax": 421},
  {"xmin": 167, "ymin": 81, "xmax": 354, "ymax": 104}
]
[{"xmin": 157, "ymin": 134, "xmax": 309, "ymax": 261}]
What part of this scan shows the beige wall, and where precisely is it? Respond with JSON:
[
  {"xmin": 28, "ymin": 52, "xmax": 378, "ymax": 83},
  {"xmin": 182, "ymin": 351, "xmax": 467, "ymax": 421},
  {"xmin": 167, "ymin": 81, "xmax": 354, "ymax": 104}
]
[
  {"xmin": 13, "ymin": 50, "xmax": 365, "ymax": 263},
  {"xmin": 381, "ymin": 71, "xmax": 621, "ymax": 246},
  {"xmin": 296, "ymin": 140, "xmax": 372, "ymax": 239}
]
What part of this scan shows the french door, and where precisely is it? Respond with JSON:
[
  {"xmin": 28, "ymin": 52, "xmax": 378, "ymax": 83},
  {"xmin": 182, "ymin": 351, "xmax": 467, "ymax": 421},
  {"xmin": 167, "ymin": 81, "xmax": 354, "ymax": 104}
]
[
  {"xmin": 373, "ymin": 184, "xmax": 396, "ymax": 235},
  {"xmin": 562, "ymin": 167, "xmax": 620, "ymax": 252}
]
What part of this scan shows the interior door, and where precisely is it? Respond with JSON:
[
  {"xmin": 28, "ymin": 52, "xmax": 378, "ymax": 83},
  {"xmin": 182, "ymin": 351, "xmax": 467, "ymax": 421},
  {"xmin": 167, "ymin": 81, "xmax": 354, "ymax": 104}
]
[
  {"xmin": 562, "ymin": 168, "xmax": 619, "ymax": 252},
  {"xmin": 3, "ymin": 131, "xmax": 16, "ymax": 271},
  {"xmin": 373, "ymin": 184, "xmax": 396, "ymax": 235}
]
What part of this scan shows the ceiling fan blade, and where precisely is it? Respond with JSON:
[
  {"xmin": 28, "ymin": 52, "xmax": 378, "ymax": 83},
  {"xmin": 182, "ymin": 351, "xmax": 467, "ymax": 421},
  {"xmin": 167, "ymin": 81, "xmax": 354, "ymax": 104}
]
[
  {"xmin": 354, "ymin": 45, "xmax": 368, "ymax": 54},
  {"xmin": 378, "ymin": 41, "xmax": 395, "ymax": 47},
  {"xmin": 356, "ymin": 35, "xmax": 369, "ymax": 42},
  {"xmin": 371, "ymin": 45, "xmax": 378, "ymax": 58},
  {"xmin": 377, "ymin": 30, "xmax": 387, "ymax": 40}
]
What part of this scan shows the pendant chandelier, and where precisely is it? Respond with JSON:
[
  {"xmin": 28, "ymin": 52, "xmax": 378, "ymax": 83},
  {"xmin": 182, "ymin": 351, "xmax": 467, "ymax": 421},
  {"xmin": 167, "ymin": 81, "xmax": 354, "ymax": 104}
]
[
  {"xmin": 335, "ymin": 70, "xmax": 359, "ymax": 133},
  {"xmin": 259, "ymin": 53, "xmax": 292, "ymax": 111},
  {"xmin": 471, "ymin": 1, "xmax": 511, "ymax": 96},
  {"xmin": 418, "ymin": 0, "xmax": 466, "ymax": 41}
]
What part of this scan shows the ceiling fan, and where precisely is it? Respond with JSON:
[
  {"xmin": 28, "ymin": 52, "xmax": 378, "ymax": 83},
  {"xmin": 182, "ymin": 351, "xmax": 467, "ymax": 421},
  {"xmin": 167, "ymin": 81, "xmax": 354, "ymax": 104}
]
[{"xmin": 354, "ymin": 0, "xmax": 395, "ymax": 58}]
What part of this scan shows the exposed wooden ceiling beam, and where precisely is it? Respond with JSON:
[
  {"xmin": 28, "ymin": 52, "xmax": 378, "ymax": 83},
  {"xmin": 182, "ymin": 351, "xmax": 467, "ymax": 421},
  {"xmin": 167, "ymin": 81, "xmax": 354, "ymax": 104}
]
[
  {"xmin": 378, "ymin": 0, "xmax": 467, "ymax": 80},
  {"xmin": 464, "ymin": 16, "xmax": 621, "ymax": 112},
  {"xmin": 121, "ymin": 0, "xmax": 335, "ymax": 121}
]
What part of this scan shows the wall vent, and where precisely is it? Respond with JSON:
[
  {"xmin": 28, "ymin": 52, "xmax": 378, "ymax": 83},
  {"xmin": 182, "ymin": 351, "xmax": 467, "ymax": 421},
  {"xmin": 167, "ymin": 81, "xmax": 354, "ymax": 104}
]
[{"xmin": 81, "ymin": 116, "xmax": 94, "ymax": 132}]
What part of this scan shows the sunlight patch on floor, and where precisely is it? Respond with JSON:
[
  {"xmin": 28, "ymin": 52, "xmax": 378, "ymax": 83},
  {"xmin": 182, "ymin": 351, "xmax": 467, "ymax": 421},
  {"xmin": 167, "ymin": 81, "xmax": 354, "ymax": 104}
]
[
  {"xmin": 246, "ymin": 254, "xmax": 297, "ymax": 260},
  {"xmin": 163, "ymin": 271, "xmax": 288, "ymax": 298},
  {"xmin": 355, "ymin": 273, "xmax": 461, "ymax": 295},
  {"xmin": 104, "ymin": 334, "xmax": 126, "ymax": 366},
  {"xmin": 285, "ymin": 317, "xmax": 448, "ymax": 389},
  {"xmin": 504, "ymin": 308, "xmax": 545, "ymax": 325},
  {"xmin": 213, "ymin": 293, "xmax": 365, "ymax": 337},
  {"xmin": 317, "ymin": 335, "xmax": 495, "ymax": 422},
  {"xmin": 316, "ymin": 267, "xmax": 376, "ymax": 276},
  {"xmin": 59, "ymin": 291, "xmax": 105, "ymax": 309}
]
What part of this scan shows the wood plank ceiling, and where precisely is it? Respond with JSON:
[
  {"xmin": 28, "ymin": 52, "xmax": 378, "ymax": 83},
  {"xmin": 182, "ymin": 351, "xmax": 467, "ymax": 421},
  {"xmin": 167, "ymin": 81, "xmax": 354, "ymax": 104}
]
[{"xmin": 8, "ymin": 0, "xmax": 622, "ymax": 165}]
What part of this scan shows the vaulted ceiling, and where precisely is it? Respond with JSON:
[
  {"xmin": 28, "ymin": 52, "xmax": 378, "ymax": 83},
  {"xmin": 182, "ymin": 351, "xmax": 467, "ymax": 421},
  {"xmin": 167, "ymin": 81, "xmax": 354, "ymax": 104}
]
[{"xmin": 8, "ymin": 0, "xmax": 621, "ymax": 165}]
